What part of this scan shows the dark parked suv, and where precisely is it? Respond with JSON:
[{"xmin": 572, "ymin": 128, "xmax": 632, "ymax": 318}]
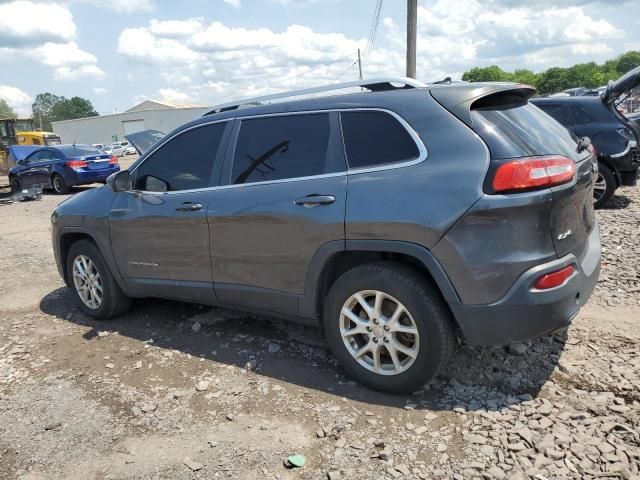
[
  {"xmin": 52, "ymin": 77, "xmax": 601, "ymax": 393},
  {"xmin": 531, "ymin": 67, "xmax": 640, "ymax": 207}
]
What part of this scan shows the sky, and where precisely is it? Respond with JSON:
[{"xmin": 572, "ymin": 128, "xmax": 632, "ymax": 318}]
[{"xmin": 1, "ymin": 0, "xmax": 639, "ymax": 116}]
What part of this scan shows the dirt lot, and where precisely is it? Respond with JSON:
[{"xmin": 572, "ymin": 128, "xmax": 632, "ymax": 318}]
[{"xmin": 0, "ymin": 180, "xmax": 638, "ymax": 480}]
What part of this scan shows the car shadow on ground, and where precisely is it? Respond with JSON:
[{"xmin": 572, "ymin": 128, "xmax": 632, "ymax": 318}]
[
  {"xmin": 40, "ymin": 287, "xmax": 566, "ymax": 412},
  {"xmin": 601, "ymin": 194, "xmax": 632, "ymax": 209}
]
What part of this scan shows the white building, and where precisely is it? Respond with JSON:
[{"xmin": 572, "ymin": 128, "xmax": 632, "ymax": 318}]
[{"xmin": 51, "ymin": 100, "xmax": 209, "ymax": 145}]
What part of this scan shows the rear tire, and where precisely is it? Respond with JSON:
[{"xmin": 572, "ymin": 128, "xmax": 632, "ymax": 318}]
[
  {"xmin": 323, "ymin": 261, "xmax": 455, "ymax": 393},
  {"xmin": 66, "ymin": 239, "xmax": 131, "ymax": 319},
  {"xmin": 593, "ymin": 163, "xmax": 616, "ymax": 209},
  {"xmin": 52, "ymin": 174, "xmax": 70, "ymax": 194}
]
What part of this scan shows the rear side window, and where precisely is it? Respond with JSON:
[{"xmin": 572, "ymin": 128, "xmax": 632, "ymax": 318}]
[
  {"xmin": 231, "ymin": 113, "xmax": 332, "ymax": 184},
  {"xmin": 135, "ymin": 122, "xmax": 226, "ymax": 192},
  {"xmin": 471, "ymin": 102, "xmax": 581, "ymax": 161},
  {"xmin": 570, "ymin": 106, "xmax": 594, "ymax": 125},
  {"xmin": 340, "ymin": 111, "xmax": 420, "ymax": 169},
  {"xmin": 536, "ymin": 104, "xmax": 574, "ymax": 126}
]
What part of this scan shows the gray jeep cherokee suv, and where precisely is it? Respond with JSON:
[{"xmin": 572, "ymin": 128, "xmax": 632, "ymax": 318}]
[{"xmin": 52, "ymin": 78, "xmax": 601, "ymax": 393}]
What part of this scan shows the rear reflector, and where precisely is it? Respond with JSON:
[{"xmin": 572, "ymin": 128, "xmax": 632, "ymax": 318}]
[
  {"xmin": 533, "ymin": 265, "xmax": 576, "ymax": 290},
  {"xmin": 492, "ymin": 155, "xmax": 576, "ymax": 193},
  {"xmin": 109, "ymin": 156, "xmax": 119, "ymax": 165},
  {"xmin": 66, "ymin": 160, "xmax": 88, "ymax": 169}
]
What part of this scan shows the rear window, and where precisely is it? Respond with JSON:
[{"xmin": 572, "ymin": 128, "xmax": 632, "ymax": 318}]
[
  {"xmin": 57, "ymin": 145, "xmax": 104, "ymax": 156},
  {"xmin": 471, "ymin": 102, "xmax": 581, "ymax": 161}
]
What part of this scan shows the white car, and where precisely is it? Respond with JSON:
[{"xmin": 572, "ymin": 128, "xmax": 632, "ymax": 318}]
[
  {"xmin": 110, "ymin": 144, "xmax": 126, "ymax": 157},
  {"xmin": 125, "ymin": 146, "xmax": 137, "ymax": 155}
]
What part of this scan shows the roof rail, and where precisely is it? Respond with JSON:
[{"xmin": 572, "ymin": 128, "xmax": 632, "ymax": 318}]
[{"xmin": 204, "ymin": 77, "xmax": 426, "ymax": 115}]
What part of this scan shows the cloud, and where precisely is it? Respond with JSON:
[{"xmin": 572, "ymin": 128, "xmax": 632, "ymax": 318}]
[
  {"xmin": 54, "ymin": 64, "xmax": 105, "ymax": 80},
  {"xmin": 0, "ymin": 1, "xmax": 75, "ymax": 47},
  {"xmin": 77, "ymin": 0, "xmax": 154, "ymax": 13},
  {"xmin": 150, "ymin": 18, "xmax": 203, "ymax": 38},
  {"xmin": 223, "ymin": 0, "xmax": 241, "ymax": 7},
  {"xmin": 118, "ymin": 27, "xmax": 200, "ymax": 65},
  {"xmin": 0, "ymin": 85, "xmax": 33, "ymax": 116},
  {"xmin": 93, "ymin": 87, "xmax": 108, "ymax": 95}
]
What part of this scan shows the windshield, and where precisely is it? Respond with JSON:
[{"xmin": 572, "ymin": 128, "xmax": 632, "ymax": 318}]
[
  {"xmin": 471, "ymin": 102, "xmax": 582, "ymax": 161},
  {"xmin": 57, "ymin": 145, "xmax": 105, "ymax": 157}
]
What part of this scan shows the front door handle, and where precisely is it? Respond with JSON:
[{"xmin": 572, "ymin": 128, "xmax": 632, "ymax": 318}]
[
  {"xmin": 175, "ymin": 202, "xmax": 203, "ymax": 212},
  {"xmin": 294, "ymin": 194, "xmax": 336, "ymax": 208}
]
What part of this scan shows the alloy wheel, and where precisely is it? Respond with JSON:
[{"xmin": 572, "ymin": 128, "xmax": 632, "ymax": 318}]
[
  {"xmin": 72, "ymin": 255, "xmax": 103, "ymax": 309},
  {"xmin": 593, "ymin": 172, "xmax": 607, "ymax": 203},
  {"xmin": 339, "ymin": 290, "xmax": 420, "ymax": 376},
  {"xmin": 53, "ymin": 177, "xmax": 64, "ymax": 193}
]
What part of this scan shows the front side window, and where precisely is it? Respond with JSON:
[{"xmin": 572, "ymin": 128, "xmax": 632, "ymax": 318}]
[
  {"xmin": 340, "ymin": 111, "xmax": 420, "ymax": 169},
  {"xmin": 134, "ymin": 122, "xmax": 226, "ymax": 192},
  {"xmin": 231, "ymin": 113, "xmax": 332, "ymax": 184}
]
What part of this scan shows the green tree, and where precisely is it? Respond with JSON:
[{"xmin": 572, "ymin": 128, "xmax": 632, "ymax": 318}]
[
  {"xmin": 616, "ymin": 51, "xmax": 640, "ymax": 75},
  {"xmin": 565, "ymin": 62, "xmax": 605, "ymax": 89},
  {"xmin": 32, "ymin": 92, "xmax": 64, "ymax": 131},
  {"xmin": 462, "ymin": 65, "xmax": 512, "ymax": 82},
  {"xmin": 50, "ymin": 97, "xmax": 98, "ymax": 122},
  {"xmin": 511, "ymin": 69, "xmax": 539, "ymax": 88},
  {"xmin": 536, "ymin": 68, "xmax": 569, "ymax": 95},
  {"xmin": 0, "ymin": 99, "xmax": 16, "ymax": 119}
]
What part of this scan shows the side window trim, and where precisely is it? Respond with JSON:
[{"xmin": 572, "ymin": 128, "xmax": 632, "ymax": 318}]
[
  {"xmin": 129, "ymin": 120, "xmax": 232, "ymax": 194},
  {"xmin": 218, "ymin": 108, "xmax": 426, "ymax": 188}
]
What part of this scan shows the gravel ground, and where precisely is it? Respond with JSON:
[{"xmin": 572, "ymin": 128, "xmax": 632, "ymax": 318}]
[{"xmin": 0, "ymin": 185, "xmax": 638, "ymax": 480}]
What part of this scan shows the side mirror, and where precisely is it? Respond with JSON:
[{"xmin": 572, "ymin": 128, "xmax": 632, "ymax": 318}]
[
  {"xmin": 16, "ymin": 159, "xmax": 24, "ymax": 166},
  {"xmin": 107, "ymin": 170, "xmax": 131, "ymax": 192}
]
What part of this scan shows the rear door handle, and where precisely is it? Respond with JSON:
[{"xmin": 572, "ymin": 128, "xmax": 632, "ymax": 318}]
[
  {"xmin": 294, "ymin": 194, "xmax": 336, "ymax": 207},
  {"xmin": 175, "ymin": 202, "xmax": 203, "ymax": 212}
]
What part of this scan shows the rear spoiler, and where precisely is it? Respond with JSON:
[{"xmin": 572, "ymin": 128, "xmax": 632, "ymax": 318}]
[{"xmin": 430, "ymin": 83, "xmax": 536, "ymax": 127}]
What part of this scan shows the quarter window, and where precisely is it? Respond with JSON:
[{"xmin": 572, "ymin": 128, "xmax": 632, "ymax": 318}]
[
  {"xmin": 340, "ymin": 111, "xmax": 420, "ymax": 169},
  {"xmin": 134, "ymin": 122, "xmax": 226, "ymax": 192},
  {"xmin": 536, "ymin": 104, "xmax": 574, "ymax": 127},
  {"xmin": 231, "ymin": 113, "xmax": 332, "ymax": 184}
]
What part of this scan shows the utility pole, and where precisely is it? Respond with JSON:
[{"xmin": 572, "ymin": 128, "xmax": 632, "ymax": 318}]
[
  {"xmin": 406, "ymin": 0, "xmax": 417, "ymax": 78},
  {"xmin": 38, "ymin": 110, "xmax": 43, "ymax": 131},
  {"xmin": 357, "ymin": 48, "xmax": 363, "ymax": 80}
]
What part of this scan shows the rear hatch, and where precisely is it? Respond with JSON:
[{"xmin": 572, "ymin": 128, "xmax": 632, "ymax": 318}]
[
  {"xmin": 432, "ymin": 85, "xmax": 596, "ymax": 259},
  {"xmin": 603, "ymin": 66, "xmax": 640, "ymax": 144},
  {"xmin": 125, "ymin": 129, "xmax": 165, "ymax": 155}
]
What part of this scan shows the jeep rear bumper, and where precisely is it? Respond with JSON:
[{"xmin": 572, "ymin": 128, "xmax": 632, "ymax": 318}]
[{"xmin": 451, "ymin": 224, "xmax": 601, "ymax": 346}]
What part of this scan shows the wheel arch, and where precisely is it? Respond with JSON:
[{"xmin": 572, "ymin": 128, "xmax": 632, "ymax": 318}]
[
  {"xmin": 598, "ymin": 157, "xmax": 621, "ymax": 187},
  {"xmin": 57, "ymin": 229, "xmax": 127, "ymax": 293},
  {"xmin": 301, "ymin": 240, "xmax": 463, "ymax": 329}
]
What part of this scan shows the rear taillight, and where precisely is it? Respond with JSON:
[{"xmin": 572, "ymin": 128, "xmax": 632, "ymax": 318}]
[
  {"xmin": 533, "ymin": 265, "xmax": 576, "ymax": 290},
  {"xmin": 109, "ymin": 156, "xmax": 118, "ymax": 165},
  {"xmin": 491, "ymin": 155, "xmax": 576, "ymax": 193},
  {"xmin": 66, "ymin": 160, "xmax": 88, "ymax": 170}
]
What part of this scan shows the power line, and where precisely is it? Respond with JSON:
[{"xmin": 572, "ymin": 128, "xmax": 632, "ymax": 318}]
[
  {"xmin": 364, "ymin": 0, "xmax": 383, "ymax": 58},
  {"xmin": 329, "ymin": 61, "xmax": 358, "ymax": 85}
]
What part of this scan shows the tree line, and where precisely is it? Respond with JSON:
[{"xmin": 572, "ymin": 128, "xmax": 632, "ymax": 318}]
[
  {"xmin": 0, "ymin": 93, "xmax": 98, "ymax": 131},
  {"xmin": 461, "ymin": 51, "xmax": 640, "ymax": 95}
]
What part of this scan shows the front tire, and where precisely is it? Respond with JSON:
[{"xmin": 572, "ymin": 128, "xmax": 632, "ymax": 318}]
[
  {"xmin": 593, "ymin": 163, "xmax": 616, "ymax": 209},
  {"xmin": 323, "ymin": 262, "xmax": 455, "ymax": 393},
  {"xmin": 10, "ymin": 176, "xmax": 21, "ymax": 192},
  {"xmin": 66, "ymin": 240, "xmax": 131, "ymax": 319},
  {"xmin": 52, "ymin": 174, "xmax": 70, "ymax": 194}
]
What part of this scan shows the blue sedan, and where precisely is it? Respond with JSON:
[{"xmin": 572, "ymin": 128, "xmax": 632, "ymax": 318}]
[{"xmin": 9, "ymin": 144, "xmax": 120, "ymax": 194}]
